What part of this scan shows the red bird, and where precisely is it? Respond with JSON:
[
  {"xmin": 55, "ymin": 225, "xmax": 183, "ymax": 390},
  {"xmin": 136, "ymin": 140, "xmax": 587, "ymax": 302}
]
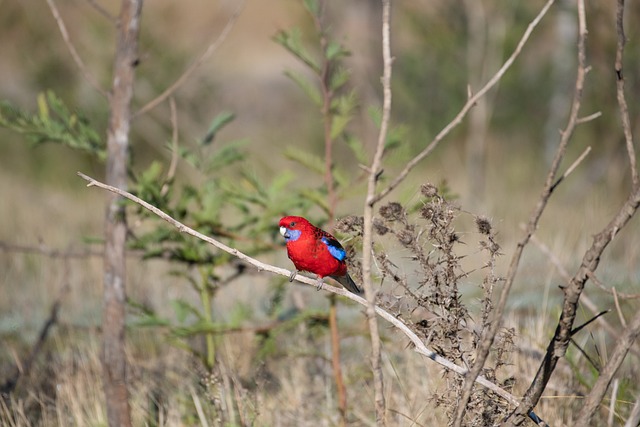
[{"xmin": 279, "ymin": 216, "xmax": 362, "ymax": 294}]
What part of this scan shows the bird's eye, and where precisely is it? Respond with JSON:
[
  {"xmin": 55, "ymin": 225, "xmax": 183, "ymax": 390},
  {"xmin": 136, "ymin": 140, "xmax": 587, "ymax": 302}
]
[{"xmin": 290, "ymin": 221, "xmax": 296, "ymax": 227}]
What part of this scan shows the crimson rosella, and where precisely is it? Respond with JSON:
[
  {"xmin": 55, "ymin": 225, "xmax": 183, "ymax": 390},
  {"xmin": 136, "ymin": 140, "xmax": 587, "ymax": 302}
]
[{"xmin": 279, "ymin": 216, "xmax": 363, "ymax": 294}]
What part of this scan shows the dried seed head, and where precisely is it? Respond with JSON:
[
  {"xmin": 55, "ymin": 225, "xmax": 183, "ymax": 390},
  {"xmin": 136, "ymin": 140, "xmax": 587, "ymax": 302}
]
[
  {"xmin": 421, "ymin": 205, "xmax": 434, "ymax": 220},
  {"xmin": 379, "ymin": 202, "xmax": 405, "ymax": 221},
  {"xmin": 475, "ymin": 216, "xmax": 492, "ymax": 235},
  {"xmin": 397, "ymin": 229, "xmax": 414, "ymax": 246},
  {"xmin": 373, "ymin": 218, "xmax": 389, "ymax": 235},
  {"xmin": 335, "ymin": 215, "xmax": 364, "ymax": 234},
  {"xmin": 421, "ymin": 183, "xmax": 438, "ymax": 198}
]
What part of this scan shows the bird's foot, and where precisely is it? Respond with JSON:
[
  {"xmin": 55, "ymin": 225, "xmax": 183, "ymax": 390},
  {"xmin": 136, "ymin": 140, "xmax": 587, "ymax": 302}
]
[
  {"xmin": 315, "ymin": 277, "xmax": 324, "ymax": 291},
  {"xmin": 289, "ymin": 270, "xmax": 298, "ymax": 282}
]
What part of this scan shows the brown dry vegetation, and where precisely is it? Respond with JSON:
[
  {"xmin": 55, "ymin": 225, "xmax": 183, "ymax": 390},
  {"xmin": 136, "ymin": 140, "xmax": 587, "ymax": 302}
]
[{"xmin": 2, "ymin": 1, "xmax": 640, "ymax": 426}]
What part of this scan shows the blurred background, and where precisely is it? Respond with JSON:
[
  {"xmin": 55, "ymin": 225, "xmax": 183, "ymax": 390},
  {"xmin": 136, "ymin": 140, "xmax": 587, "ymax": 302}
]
[{"xmin": 1, "ymin": 0, "xmax": 639, "ymax": 425}]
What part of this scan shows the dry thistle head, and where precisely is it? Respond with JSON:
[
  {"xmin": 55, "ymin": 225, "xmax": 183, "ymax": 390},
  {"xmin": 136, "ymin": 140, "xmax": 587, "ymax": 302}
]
[
  {"xmin": 421, "ymin": 183, "xmax": 438, "ymax": 198},
  {"xmin": 379, "ymin": 202, "xmax": 405, "ymax": 221},
  {"xmin": 475, "ymin": 216, "xmax": 492, "ymax": 235},
  {"xmin": 335, "ymin": 215, "xmax": 364, "ymax": 235},
  {"xmin": 373, "ymin": 218, "xmax": 390, "ymax": 235}
]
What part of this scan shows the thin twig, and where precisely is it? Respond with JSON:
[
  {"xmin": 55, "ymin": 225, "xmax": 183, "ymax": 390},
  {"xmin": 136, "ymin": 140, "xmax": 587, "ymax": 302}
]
[
  {"xmin": 550, "ymin": 146, "xmax": 591, "ymax": 191},
  {"xmin": 46, "ymin": 0, "xmax": 108, "ymax": 97},
  {"xmin": 85, "ymin": 0, "xmax": 117, "ymax": 22},
  {"xmin": 576, "ymin": 111, "xmax": 602, "ymax": 124},
  {"xmin": 134, "ymin": 2, "xmax": 244, "ymax": 118},
  {"xmin": 360, "ymin": 0, "xmax": 394, "ymax": 423},
  {"xmin": 586, "ymin": 271, "xmax": 640, "ymax": 299},
  {"xmin": 611, "ymin": 288, "xmax": 627, "ymax": 328},
  {"xmin": 161, "ymin": 97, "xmax": 180, "ymax": 197},
  {"xmin": 76, "ymin": 171, "xmax": 536, "ymax": 414},
  {"xmin": 373, "ymin": 0, "xmax": 555, "ymax": 204},
  {"xmin": 614, "ymin": 0, "xmax": 639, "ymax": 188}
]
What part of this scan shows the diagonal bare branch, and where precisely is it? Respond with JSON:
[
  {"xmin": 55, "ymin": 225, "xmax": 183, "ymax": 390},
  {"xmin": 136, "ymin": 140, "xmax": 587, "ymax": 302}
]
[
  {"xmin": 373, "ymin": 0, "xmax": 556, "ymax": 205},
  {"xmin": 134, "ymin": 2, "xmax": 244, "ymax": 118},
  {"xmin": 46, "ymin": 0, "xmax": 108, "ymax": 97}
]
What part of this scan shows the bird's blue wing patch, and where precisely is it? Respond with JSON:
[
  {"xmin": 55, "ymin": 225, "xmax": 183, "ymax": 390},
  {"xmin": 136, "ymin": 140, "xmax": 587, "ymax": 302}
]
[{"xmin": 321, "ymin": 236, "xmax": 346, "ymax": 261}]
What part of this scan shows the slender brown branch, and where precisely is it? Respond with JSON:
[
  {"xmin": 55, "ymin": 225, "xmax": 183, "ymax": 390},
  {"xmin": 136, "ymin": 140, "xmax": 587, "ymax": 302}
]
[
  {"xmin": 161, "ymin": 97, "xmax": 180, "ymax": 197},
  {"xmin": 77, "ymin": 171, "xmax": 533, "ymax": 412},
  {"xmin": 587, "ymin": 271, "xmax": 640, "ymax": 300},
  {"xmin": 329, "ymin": 295, "xmax": 347, "ymax": 426},
  {"xmin": 134, "ymin": 2, "xmax": 244, "ymax": 117},
  {"xmin": 85, "ymin": 0, "xmax": 117, "ymax": 22},
  {"xmin": 46, "ymin": 0, "xmax": 108, "ymax": 97},
  {"xmin": 614, "ymin": 0, "xmax": 639, "ymax": 188},
  {"xmin": 575, "ymin": 310, "xmax": 640, "ymax": 424},
  {"xmin": 550, "ymin": 145, "xmax": 591, "ymax": 191},
  {"xmin": 373, "ymin": 0, "xmax": 555, "ymax": 204}
]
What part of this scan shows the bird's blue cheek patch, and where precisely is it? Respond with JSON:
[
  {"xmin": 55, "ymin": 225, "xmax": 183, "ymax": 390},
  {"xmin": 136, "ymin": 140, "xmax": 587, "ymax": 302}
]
[
  {"xmin": 321, "ymin": 237, "xmax": 346, "ymax": 261},
  {"xmin": 283, "ymin": 229, "xmax": 301, "ymax": 242}
]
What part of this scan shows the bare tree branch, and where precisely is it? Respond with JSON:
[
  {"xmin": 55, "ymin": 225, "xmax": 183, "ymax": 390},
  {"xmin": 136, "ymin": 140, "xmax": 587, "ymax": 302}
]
[
  {"xmin": 134, "ymin": 2, "xmax": 244, "ymax": 118},
  {"xmin": 46, "ymin": 0, "xmax": 108, "ymax": 97},
  {"xmin": 76, "ymin": 171, "xmax": 542, "ymax": 417},
  {"xmin": 614, "ymin": 0, "xmax": 639, "ymax": 188},
  {"xmin": 373, "ymin": 0, "xmax": 555, "ymax": 204}
]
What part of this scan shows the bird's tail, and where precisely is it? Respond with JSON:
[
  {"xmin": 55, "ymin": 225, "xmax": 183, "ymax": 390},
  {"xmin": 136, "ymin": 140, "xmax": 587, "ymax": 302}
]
[{"xmin": 330, "ymin": 273, "xmax": 363, "ymax": 295}]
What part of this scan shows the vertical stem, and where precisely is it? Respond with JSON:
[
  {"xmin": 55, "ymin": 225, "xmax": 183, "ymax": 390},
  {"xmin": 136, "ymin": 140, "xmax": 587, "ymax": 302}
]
[
  {"xmin": 329, "ymin": 294, "xmax": 347, "ymax": 426},
  {"xmin": 103, "ymin": 1, "xmax": 143, "ymax": 426},
  {"xmin": 199, "ymin": 267, "xmax": 216, "ymax": 369},
  {"xmin": 361, "ymin": 1, "xmax": 392, "ymax": 424},
  {"xmin": 313, "ymin": 3, "xmax": 346, "ymax": 422}
]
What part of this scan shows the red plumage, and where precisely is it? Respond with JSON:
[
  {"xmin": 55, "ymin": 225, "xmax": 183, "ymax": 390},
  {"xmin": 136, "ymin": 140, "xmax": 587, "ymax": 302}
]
[{"xmin": 279, "ymin": 216, "xmax": 362, "ymax": 294}]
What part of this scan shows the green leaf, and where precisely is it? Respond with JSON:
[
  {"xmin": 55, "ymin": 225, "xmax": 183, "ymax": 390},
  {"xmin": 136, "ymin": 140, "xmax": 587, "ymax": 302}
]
[
  {"xmin": 298, "ymin": 188, "xmax": 330, "ymax": 215},
  {"xmin": 171, "ymin": 299, "xmax": 203, "ymax": 323},
  {"xmin": 284, "ymin": 146, "xmax": 325, "ymax": 175},
  {"xmin": 205, "ymin": 140, "xmax": 247, "ymax": 173},
  {"xmin": 325, "ymin": 41, "xmax": 349, "ymax": 61},
  {"xmin": 329, "ymin": 66, "xmax": 350, "ymax": 91},
  {"xmin": 344, "ymin": 134, "xmax": 369, "ymax": 164},
  {"xmin": 202, "ymin": 111, "xmax": 235, "ymax": 146},
  {"xmin": 273, "ymin": 28, "xmax": 320, "ymax": 73},
  {"xmin": 284, "ymin": 70, "xmax": 322, "ymax": 106},
  {"xmin": 141, "ymin": 161, "xmax": 163, "ymax": 184},
  {"xmin": 303, "ymin": 0, "xmax": 319, "ymax": 16},
  {"xmin": 37, "ymin": 92, "xmax": 50, "ymax": 122}
]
